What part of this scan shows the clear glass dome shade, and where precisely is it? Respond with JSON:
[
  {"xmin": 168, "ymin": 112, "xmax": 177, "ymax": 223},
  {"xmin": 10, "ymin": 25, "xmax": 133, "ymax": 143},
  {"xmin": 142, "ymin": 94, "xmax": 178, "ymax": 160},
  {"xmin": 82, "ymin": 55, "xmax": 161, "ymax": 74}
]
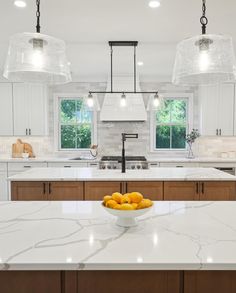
[
  {"xmin": 172, "ymin": 34, "xmax": 236, "ymax": 85},
  {"xmin": 3, "ymin": 32, "xmax": 72, "ymax": 84}
]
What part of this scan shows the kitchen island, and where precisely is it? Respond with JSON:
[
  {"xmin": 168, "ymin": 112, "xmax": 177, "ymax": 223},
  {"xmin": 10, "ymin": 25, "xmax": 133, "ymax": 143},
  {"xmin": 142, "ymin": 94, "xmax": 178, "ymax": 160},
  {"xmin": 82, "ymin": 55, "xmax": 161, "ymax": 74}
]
[
  {"xmin": 1, "ymin": 201, "xmax": 236, "ymax": 293},
  {"xmin": 9, "ymin": 167, "xmax": 236, "ymax": 201}
]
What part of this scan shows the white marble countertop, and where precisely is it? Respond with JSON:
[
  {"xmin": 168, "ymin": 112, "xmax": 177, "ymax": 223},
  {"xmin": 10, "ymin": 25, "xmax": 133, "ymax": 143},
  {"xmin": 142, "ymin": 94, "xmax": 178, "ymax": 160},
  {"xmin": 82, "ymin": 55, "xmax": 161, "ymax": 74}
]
[
  {"xmin": 1, "ymin": 201, "xmax": 236, "ymax": 270},
  {"xmin": 8, "ymin": 167, "xmax": 236, "ymax": 181}
]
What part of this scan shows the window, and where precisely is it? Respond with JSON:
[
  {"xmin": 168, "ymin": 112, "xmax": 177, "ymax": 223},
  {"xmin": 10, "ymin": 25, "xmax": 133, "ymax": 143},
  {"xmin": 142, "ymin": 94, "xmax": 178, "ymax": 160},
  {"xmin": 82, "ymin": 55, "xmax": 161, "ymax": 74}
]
[
  {"xmin": 153, "ymin": 96, "xmax": 192, "ymax": 150},
  {"xmin": 56, "ymin": 97, "xmax": 96, "ymax": 150}
]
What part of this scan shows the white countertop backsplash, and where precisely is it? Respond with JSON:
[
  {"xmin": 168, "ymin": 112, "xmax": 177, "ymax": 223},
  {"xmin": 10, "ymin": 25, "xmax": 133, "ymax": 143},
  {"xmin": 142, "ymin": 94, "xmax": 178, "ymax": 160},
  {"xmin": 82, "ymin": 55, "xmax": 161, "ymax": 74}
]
[{"xmin": 1, "ymin": 201, "xmax": 236, "ymax": 270}]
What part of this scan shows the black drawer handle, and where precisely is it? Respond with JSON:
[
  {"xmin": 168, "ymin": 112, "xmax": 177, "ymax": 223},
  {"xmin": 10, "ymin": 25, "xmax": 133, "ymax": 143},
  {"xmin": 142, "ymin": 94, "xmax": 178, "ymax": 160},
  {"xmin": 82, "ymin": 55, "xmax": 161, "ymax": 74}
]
[
  {"xmin": 64, "ymin": 166, "xmax": 72, "ymax": 168},
  {"xmin": 23, "ymin": 166, "xmax": 31, "ymax": 168}
]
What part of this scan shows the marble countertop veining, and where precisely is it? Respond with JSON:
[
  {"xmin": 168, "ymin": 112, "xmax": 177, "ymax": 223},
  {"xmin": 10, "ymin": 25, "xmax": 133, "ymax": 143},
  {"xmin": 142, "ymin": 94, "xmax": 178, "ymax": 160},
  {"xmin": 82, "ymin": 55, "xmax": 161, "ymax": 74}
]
[
  {"xmin": 8, "ymin": 167, "xmax": 236, "ymax": 181},
  {"xmin": 0, "ymin": 201, "xmax": 236, "ymax": 270}
]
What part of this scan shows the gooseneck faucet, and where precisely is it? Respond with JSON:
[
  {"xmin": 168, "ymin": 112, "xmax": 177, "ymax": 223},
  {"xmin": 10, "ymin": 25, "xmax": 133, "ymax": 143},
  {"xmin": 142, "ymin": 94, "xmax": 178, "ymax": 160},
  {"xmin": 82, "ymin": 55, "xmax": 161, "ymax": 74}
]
[{"xmin": 121, "ymin": 133, "xmax": 139, "ymax": 173}]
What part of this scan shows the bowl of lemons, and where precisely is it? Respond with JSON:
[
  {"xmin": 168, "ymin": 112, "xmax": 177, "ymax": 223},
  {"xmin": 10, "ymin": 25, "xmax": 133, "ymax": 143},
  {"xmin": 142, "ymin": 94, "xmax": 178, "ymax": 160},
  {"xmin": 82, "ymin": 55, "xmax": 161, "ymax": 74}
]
[{"xmin": 102, "ymin": 192, "xmax": 153, "ymax": 227}]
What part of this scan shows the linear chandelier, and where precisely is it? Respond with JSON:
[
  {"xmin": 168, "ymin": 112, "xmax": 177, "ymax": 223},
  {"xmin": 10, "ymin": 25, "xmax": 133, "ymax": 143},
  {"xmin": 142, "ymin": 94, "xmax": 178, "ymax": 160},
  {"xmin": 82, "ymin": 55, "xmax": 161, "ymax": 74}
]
[
  {"xmin": 4, "ymin": 0, "xmax": 71, "ymax": 84},
  {"xmin": 172, "ymin": 0, "xmax": 236, "ymax": 85},
  {"xmin": 88, "ymin": 41, "xmax": 161, "ymax": 108}
]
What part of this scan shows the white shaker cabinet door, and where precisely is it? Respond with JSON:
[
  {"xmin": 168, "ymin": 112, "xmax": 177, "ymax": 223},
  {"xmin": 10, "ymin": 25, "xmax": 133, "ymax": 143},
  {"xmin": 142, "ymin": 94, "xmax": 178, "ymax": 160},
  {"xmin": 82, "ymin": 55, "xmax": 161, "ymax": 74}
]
[
  {"xmin": 218, "ymin": 83, "xmax": 234, "ymax": 136},
  {"xmin": 0, "ymin": 83, "xmax": 13, "ymax": 136},
  {"xmin": 13, "ymin": 83, "xmax": 29, "ymax": 136},
  {"xmin": 13, "ymin": 83, "xmax": 48, "ymax": 136},
  {"xmin": 199, "ymin": 85, "xmax": 219, "ymax": 136},
  {"xmin": 28, "ymin": 84, "xmax": 48, "ymax": 136}
]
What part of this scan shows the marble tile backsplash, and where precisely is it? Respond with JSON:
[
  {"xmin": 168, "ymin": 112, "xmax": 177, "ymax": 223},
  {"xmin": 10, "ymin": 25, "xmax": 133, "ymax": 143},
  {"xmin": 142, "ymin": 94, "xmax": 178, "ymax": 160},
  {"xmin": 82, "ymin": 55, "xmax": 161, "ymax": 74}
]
[{"xmin": 0, "ymin": 81, "xmax": 235, "ymax": 159}]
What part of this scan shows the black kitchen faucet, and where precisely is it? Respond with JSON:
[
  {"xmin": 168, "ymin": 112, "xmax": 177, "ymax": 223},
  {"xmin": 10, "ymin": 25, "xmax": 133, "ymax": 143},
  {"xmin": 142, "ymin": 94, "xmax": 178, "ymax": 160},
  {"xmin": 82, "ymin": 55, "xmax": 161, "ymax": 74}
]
[{"xmin": 121, "ymin": 133, "xmax": 139, "ymax": 173}]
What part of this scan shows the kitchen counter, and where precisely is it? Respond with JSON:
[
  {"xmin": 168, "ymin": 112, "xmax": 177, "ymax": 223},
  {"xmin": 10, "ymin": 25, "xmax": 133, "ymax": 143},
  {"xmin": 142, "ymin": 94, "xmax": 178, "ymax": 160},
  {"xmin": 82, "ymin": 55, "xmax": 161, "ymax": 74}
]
[
  {"xmin": 0, "ymin": 200, "xmax": 236, "ymax": 270},
  {"xmin": 8, "ymin": 167, "xmax": 236, "ymax": 181}
]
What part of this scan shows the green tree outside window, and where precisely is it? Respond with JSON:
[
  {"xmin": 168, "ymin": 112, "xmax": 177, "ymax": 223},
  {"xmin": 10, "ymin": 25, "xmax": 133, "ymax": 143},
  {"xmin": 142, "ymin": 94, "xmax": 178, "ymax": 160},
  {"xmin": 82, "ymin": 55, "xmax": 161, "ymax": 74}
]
[{"xmin": 59, "ymin": 99, "xmax": 93, "ymax": 149}]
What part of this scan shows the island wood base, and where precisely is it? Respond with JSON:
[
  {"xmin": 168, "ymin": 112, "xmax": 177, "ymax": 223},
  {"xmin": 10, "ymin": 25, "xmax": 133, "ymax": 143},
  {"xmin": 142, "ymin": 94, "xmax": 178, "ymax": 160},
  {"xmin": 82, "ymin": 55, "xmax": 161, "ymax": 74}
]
[{"xmin": 1, "ymin": 270, "xmax": 236, "ymax": 293}]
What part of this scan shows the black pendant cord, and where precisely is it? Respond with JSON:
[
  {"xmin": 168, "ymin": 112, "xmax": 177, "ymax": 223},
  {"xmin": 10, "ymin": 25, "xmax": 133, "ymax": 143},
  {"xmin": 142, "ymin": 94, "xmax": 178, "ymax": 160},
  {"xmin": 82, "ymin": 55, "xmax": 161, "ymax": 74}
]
[
  {"xmin": 200, "ymin": 0, "xmax": 208, "ymax": 35},
  {"xmin": 36, "ymin": 0, "xmax": 41, "ymax": 33}
]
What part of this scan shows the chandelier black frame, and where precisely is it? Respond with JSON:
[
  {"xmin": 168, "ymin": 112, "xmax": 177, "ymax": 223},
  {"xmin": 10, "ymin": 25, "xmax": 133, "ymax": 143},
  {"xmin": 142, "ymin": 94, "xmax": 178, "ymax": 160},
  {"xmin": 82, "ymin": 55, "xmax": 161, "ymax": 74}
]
[{"xmin": 89, "ymin": 41, "xmax": 159, "ymax": 96}]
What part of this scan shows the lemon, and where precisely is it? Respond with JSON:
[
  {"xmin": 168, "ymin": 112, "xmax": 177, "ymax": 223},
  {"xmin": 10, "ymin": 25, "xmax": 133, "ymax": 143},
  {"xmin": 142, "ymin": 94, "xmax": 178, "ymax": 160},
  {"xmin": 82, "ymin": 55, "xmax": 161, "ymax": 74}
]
[
  {"xmin": 137, "ymin": 199, "xmax": 153, "ymax": 209},
  {"xmin": 106, "ymin": 199, "xmax": 119, "ymax": 209},
  {"xmin": 112, "ymin": 192, "xmax": 123, "ymax": 204},
  {"xmin": 103, "ymin": 195, "xmax": 112, "ymax": 203},
  {"xmin": 120, "ymin": 195, "xmax": 131, "ymax": 204},
  {"xmin": 114, "ymin": 204, "xmax": 122, "ymax": 210},
  {"xmin": 120, "ymin": 203, "xmax": 134, "ymax": 210},
  {"xmin": 131, "ymin": 203, "xmax": 138, "ymax": 209},
  {"xmin": 128, "ymin": 192, "xmax": 143, "ymax": 204}
]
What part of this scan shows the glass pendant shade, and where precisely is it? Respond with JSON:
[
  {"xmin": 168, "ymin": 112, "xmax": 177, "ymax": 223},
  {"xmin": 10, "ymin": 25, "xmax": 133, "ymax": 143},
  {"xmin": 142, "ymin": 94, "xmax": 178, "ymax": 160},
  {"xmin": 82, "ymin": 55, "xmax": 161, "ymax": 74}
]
[
  {"xmin": 172, "ymin": 34, "xmax": 236, "ymax": 85},
  {"xmin": 3, "ymin": 32, "xmax": 71, "ymax": 84}
]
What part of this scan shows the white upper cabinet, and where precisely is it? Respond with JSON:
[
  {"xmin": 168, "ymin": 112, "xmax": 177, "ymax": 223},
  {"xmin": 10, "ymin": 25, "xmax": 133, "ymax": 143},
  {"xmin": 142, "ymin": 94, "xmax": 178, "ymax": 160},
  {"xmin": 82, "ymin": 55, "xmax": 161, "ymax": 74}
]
[
  {"xmin": 13, "ymin": 84, "xmax": 48, "ymax": 136},
  {"xmin": 0, "ymin": 83, "xmax": 13, "ymax": 136},
  {"xmin": 199, "ymin": 83, "xmax": 235, "ymax": 136}
]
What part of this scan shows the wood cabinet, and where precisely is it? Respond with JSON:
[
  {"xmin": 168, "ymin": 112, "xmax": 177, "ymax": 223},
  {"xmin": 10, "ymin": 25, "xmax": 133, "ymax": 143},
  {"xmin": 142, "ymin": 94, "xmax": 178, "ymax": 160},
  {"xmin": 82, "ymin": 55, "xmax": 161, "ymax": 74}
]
[
  {"xmin": 0, "ymin": 83, "xmax": 13, "ymax": 136},
  {"xmin": 199, "ymin": 83, "xmax": 235, "ymax": 136},
  {"xmin": 11, "ymin": 182, "xmax": 46, "ymax": 201},
  {"xmin": 0, "ymin": 271, "xmax": 61, "ymax": 293},
  {"xmin": 199, "ymin": 181, "xmax": 236, "ymax": 200},
  {"xmin": 11, "ymin": 181, "xmax": 84, "ymax": 201},
  {"xmin": 126, "ymin": 181, "xmax": 163, "ymax": 200},
  {"xmin": 164, "ymin": 181, "xmax": 236, "ymax": 201},
  {"xmin": 13, "ymin": 83, "xmax": 48, "ymax": 136},
  {"xmin": 164, "ymin": 182, "xmax": 199, "ymax": 200},
  {"xmin": 47, "ymin": 182, "xmax": 84, "ymax": 200},
  {"xmin": 84, "ymin": 182, "xmax": 122, "ymax": 200},
  {"xmin": 184, "ymin": 271, "xmax": 236, "ymax": 293},
  {"xmin": 75, "ymin": 271, "xmax": 180, "ymax": 293}
]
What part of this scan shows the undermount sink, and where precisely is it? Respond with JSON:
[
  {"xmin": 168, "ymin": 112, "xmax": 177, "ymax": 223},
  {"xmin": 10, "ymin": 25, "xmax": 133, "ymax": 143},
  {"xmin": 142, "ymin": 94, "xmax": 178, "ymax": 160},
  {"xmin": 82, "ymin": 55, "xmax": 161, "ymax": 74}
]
[
  {"xmin": 69, "ymin": 157, "xmax": 97, "ymax": 161},
  {"xmin": 69, "ymin": 157, "xmax": 82, "ymax": 160}
]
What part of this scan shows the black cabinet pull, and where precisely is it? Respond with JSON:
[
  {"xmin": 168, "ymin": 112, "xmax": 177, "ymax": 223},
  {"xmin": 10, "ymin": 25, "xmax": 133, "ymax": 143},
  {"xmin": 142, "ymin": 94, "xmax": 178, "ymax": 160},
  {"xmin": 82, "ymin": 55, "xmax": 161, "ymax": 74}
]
[
  {"xmin": 201, "ymin": 183, "xmax": 204, "ymax": 194},
  {"xmin": 29, "ymin": 129, "xmax": 31, "ymax": 135},
  {"xmin": 49, "ymin": 183, "xmax": 52, "ymax": 194},
  {"xmin": 26, "ymin": 129, "xmax": 28, "ymax": 135},
  {"xmin": 219, "ymin": 129, "xmax": 222, "ymax": 136},
  {"xmin": 43, "ymin": 183, "xmax": 46, "ymax": 194},
  {"xmin": 216, "ymin": 129, "xmax": 218, "ymax": 136},
  {"xmin": 196, "ymin": 182, "xmax": 199, "ymax": 194}
]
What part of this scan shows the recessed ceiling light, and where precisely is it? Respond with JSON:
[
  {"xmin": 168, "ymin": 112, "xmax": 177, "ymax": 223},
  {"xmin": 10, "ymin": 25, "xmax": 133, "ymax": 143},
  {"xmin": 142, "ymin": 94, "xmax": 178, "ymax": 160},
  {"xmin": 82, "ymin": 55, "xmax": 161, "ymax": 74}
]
[
  {"xmin": 137, "ymin": 61, "xmax": 144, "ymax": 66},
  {"xmin": 14, "ymin": 0, "xmax": 27, "ymax": 8},
  {"xmin": 149, "ymin": 1, "xmax": 161, "ymax": 8}
]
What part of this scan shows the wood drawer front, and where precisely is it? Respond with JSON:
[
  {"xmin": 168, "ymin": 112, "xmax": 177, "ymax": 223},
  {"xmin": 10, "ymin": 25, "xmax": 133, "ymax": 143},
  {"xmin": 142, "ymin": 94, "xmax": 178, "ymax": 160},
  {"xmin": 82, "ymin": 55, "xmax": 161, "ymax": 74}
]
[
  {"xmin": 164, "ymin": 182, "xmax": 199, "ymax": 201},
  {"xmin": 84, "ymin": 182, "xmax": 121, "ymax": 200},
  {"xmin": 0, "ymin": 271, "xmax": 61, "ymax": 293},
  {"xmin": 76, "ymin": 271, "xmax": 180, "ymax": 293},
  {"xmin": 200, "ymin": 181, "xmax": 236, "ymax": 201},
  {"xmin": 11, "ymin": 181, "xmax": 46, "ymax": 201},
  {"xmin": 8, "ymin": 162, "xmax": 47, "ymax": 171},
  {"xmin": 184, "ymin": 271, "xmax": 236, "ymax": 293},
  {"xmin": 126, "ymin": 181, "xmax": 163, "ymax": 200},
  {"xmin": 48, "ymin": 182, "xmax": 84, "ymax": 200}
]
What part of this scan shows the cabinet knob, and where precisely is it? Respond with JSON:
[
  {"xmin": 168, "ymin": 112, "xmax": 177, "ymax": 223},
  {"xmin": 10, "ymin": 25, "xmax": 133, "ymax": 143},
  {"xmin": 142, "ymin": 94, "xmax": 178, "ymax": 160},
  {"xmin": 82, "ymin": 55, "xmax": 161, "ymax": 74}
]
[
  {"xmin": 219, "ymin": 129, "xmax": 222, "ymax": 136},
  {"xmin": 26, "ymin": 129, "xmax": 28, "ymax": 135},
  {"xmin": 216, "ymin": 129, "xmax": 219, "ymax": 136},
  {"xmin": 29, "ymin": 128, "xmax": 31, "ymax": 135}
]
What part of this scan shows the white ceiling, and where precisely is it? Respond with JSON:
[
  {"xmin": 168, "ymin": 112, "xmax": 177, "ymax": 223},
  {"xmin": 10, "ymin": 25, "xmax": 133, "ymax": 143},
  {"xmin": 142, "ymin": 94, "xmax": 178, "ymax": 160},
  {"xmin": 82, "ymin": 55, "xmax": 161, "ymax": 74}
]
[{"xmin": 0, "ymin": 0, "xmax": 236, "ymax": 81}]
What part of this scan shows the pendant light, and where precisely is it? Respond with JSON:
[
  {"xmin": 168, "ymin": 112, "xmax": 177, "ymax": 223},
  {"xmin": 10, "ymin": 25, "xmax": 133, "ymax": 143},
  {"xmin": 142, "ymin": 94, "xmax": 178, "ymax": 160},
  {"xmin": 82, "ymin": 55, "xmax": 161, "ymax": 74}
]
[
  {"xmin": 3, "ymin": 0, "xmax": 71, "ymax": 84},
  {"xmin": 172, "ymin": 0, "xmax": 236, "ymax": 85},
  {"xmin": 86, "ymin": 93, "xmax": 100, "ymax": 111},
  {"xmin": 147, "ymin": 93, "xmax": 164, "ymax": 111}
]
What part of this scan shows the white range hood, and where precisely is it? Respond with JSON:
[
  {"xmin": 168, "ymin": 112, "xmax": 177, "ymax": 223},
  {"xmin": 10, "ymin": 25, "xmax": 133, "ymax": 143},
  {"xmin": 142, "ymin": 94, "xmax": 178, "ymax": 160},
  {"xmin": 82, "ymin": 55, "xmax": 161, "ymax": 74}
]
[{"xmin": 100, "ymin": 77, "xmax": 147, "ymax": 122}]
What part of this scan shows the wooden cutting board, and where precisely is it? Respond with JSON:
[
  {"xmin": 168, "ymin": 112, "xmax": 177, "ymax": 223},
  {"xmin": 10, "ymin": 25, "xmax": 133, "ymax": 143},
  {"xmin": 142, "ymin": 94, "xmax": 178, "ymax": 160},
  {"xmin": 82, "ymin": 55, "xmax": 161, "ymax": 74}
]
[
  {"xmin": 12, "ymin": 139, "xmax": 35, "ymax": 158},
  {"xmin": 12, "ymin": 139, "xmax": 24, "ymax": 158}
]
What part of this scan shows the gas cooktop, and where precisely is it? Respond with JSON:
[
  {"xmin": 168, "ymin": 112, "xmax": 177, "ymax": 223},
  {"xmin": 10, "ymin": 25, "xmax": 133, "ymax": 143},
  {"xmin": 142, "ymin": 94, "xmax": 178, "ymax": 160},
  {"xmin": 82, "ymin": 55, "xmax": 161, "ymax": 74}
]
[{"xmin": 101, "ymin": 156, "xmax": 147, "ymax": 162}]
